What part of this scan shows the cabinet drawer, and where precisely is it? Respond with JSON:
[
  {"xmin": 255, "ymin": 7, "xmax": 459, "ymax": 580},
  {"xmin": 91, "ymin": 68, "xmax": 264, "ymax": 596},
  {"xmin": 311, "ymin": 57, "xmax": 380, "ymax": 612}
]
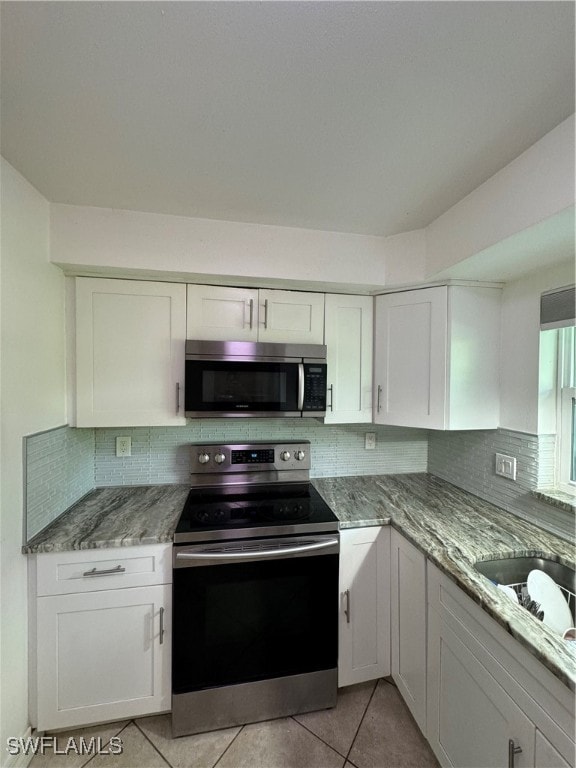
[{"xmin": 35, "ymin": 544, "xmax": 172, "ymax": 596}]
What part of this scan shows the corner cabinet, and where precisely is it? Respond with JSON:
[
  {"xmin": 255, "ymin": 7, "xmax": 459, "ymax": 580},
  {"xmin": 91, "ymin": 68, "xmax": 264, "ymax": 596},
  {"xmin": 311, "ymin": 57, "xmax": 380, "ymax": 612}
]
[
  {"xmin": 374, "ymin": 285, "xmax": 501, "ymax": 430},
  {"xmin": 75, "ymin": 278, "xmax": 186, "ymax": 427},
  {"xmin": 390, "ymin": 530, "xmax": 427, "ymax": 733},
  {"xmin": 186, "ymin": 284, "xmax": 325, "ymax": 344},
  {"xmin": 28, "ymin": 545, "xmax": 172, "ymax": 731},
  {"xmin": 324, "ymin": 294, "xmax": 373, "ymax": 424},
  {"xmin": 426, "ymin": 563, "xmax": 575, "ymax": 768},
  {"xmin": 338, "ymin": 526, "xmax": 390, "ymax": 687}
]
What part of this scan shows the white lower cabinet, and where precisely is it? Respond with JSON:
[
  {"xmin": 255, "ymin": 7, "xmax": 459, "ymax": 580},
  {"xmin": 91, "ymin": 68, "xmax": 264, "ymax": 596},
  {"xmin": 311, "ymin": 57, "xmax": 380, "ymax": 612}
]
[
  {"xmin": 426, "ymin": 563, "xmax": 575, "ymax": 768},
  {"xmin": 338, "ymin": 526, "xmax": 390, "ymax": 687},
  {"xmin": 390, "ymin": 530, "xmax": 427, "ymax": 733},
  {"xmin": 29, "ymin": 545, "xmax": 172, "ymax": 731}
]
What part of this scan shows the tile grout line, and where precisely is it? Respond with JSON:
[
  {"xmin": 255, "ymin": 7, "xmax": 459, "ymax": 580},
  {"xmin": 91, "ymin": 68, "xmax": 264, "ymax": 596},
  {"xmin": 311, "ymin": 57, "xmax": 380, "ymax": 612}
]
[
  {"xmin": 289, "ymin": 716, "xmax": 351, "ymax": 761},
  {"xmin": 344, "ymin": 679, "xmax": 379, "ymax": 764},
  {"xmin": 212, "ymin": 724, "xmax": 245, "ymax": 768},
  {"xmin": 132, "ymin": 719, "xmax": 173, "ymax": 767},
  {"xmin": 80, "ymin": 719, "xmax": 134, "ymax": 768}
]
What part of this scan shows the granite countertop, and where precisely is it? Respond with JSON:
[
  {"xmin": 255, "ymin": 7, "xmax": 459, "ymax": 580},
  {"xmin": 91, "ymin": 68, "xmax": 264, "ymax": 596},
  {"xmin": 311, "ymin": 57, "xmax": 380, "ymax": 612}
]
[
  {"xmin": 24, "ymin": 473, "xmax": 576, "ymax": 690},
  {"xmin": 23, "ymin": 485, "xmax": 191, "ymax": 553},
  {"xmin": 313, "ymin": 473, "xmax": 576, "ymax": 691}
]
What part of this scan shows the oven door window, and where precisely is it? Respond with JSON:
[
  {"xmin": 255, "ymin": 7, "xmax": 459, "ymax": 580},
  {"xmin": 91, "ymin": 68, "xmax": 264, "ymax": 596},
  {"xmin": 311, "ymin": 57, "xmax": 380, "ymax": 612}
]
[
  {"xmin": 172, "ymin": 554, "xmax": 338, "ymax": 693},
  {"xmin": 185, "ymin": 361, "xmax": 299, "ymax": 412}
]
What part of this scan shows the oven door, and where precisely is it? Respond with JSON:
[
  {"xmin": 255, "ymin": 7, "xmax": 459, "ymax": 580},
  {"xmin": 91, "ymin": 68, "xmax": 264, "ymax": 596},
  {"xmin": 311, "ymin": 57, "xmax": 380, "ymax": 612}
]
[
  {"xmin": 185, "ymin": 359, "xmax": 302, "ymax": 417},
  {"xmin": 172, "ymin": 535, "xmax": 339, "ymax": 694}
]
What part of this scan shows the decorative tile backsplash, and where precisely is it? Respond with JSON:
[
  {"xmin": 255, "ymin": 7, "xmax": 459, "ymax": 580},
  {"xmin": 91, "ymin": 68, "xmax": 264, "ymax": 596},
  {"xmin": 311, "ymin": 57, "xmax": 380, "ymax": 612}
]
[
  {"xmin": 25, "ymin": 422, "xmax": 572, "ymax": 544},
  {"xmin": 94, "ymin": 420, "xmax": 428, "ymax": 486},
  {"xmin": 428, "ymin": 428, "xmax": 573, "ymax": 540},
  {"xmin": 25, "ymin": 425, "xmax": 94, "ymax": 540}
]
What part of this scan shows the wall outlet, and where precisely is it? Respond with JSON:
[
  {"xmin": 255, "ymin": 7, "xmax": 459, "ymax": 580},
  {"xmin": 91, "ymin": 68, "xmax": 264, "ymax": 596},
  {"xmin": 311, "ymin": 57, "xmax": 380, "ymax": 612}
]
[
  {"xmin": 365, "ymin": 432, "xmax": 376, "ymax": 450},
  {"xmin": 495, "ymin": 452, "xmax": 517, "ymax": 481},
  {"xmin": 116, "ymin": 436, "xmax": 132, "ymax": 457}
]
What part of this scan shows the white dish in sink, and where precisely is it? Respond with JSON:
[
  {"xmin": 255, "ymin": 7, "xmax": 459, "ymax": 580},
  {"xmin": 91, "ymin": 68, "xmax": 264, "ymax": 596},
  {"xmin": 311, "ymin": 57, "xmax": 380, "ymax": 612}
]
[{"xmin": 527, "ymin": 569, "xmax": 573, "ymax": 635}]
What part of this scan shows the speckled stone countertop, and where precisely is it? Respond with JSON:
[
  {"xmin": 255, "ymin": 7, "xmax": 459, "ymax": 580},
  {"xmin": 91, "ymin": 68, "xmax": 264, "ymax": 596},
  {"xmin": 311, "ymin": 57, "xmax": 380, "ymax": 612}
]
[
  {"xmin": 23, "ymin": 473, "xmax": 575, "ymax": 690},
  {"xmin": 23, "ymin": 485, "xmax": 190, "ymax": 553},
  {"xmin": 313, "ymin": 473, "xmax": 576, "ymax": 690}
]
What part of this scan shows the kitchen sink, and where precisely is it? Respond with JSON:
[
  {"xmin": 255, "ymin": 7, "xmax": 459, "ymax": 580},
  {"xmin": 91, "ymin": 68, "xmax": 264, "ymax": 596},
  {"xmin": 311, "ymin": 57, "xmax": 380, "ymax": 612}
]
[{"xmin": 475, "ymin": 556, "xmax": 576, "ymax": 622}]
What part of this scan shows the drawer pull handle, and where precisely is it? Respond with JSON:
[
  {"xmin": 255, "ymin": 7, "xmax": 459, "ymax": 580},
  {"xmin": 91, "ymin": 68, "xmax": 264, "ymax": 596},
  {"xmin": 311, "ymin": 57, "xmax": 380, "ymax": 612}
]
[
  {"xmin": 82, "ymin": 565, "xmax": 126, "ymax": 577},
  {"xmin": 508, "ymin": 739, "xmax": 522, "ymax": 768},
  {"xmin": 159, "ymin": 606, "xmax": 165, "ymax": 644}
]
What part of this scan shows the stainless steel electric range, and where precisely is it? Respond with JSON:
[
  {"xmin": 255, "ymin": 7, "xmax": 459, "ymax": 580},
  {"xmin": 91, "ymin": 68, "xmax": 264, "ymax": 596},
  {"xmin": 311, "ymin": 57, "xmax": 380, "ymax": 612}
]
[{"xmin": 172, "ymin": 441, "xmax": 340, "ymax": 737}]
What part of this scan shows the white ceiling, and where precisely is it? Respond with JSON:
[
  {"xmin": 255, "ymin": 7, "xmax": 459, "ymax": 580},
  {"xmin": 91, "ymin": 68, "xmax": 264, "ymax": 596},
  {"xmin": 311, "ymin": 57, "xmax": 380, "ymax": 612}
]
[{"xmin": 1, "ymin": 2, "xmax": 574, "ymax": 237}]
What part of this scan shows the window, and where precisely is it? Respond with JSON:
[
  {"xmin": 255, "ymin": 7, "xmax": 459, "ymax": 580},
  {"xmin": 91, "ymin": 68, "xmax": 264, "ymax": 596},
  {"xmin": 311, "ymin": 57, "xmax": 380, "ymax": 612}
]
[
  {"xmin": 558, "ymin": 326, "xmax": 575, "ymax": 492},
  {"xmin": 539, "ymin": 286, "xmax": 575, "ymax": 499}
]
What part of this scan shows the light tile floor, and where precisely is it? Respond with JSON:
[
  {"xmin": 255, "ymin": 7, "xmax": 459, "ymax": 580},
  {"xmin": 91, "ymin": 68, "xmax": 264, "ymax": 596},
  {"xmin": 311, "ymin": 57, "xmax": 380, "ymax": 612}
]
[{"xmin": 29, "ymin": 680, "xmax": 439, "ymax": 768}]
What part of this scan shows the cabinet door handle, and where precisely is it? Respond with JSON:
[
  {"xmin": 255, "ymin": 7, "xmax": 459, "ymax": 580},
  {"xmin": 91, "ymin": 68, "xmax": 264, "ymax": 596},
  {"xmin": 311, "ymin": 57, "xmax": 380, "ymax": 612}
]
[
  {"xmin": 377, "ymin": 384, "xmax": 382, "ymax": 413},
  {"xmin": 159, "ymin": 607, "xmax": 165, "ymax": 645},
  {"xmin": 262, "ymin": 299, "xmax": 268, "ymax": 328},
  {"xmin": 344, "ymin": 589, "xmax": 351, "ymax": 624},
  {"xmin": 176, "ymin": 382, "xmax": 181, "ymax": 414},
  {"xmin": 328, "ymin": 385, "xmax": 334, "ymax": 411},
  {"xmin": 82, "ymin": 565, "xmax": 126, "ymax": 577},
  {"xmin": 248, "ymin": 298, "xmax": 254, "ymax": 329},
  {"xmin": 508, "ymin": 739, "xmax": 522, "ymax": 768}
]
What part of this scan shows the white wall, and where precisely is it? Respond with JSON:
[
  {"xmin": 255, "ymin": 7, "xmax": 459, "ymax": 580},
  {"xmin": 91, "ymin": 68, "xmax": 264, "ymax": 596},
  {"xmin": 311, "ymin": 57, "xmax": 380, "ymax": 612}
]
[
  {"xmin": 50, "ymin": 204, "xmax": 392, "ymax": 293},
  {"xmin": 49, "ymin": 117, "xmax": 574, "ymax": 292},
  {"xmin": 425, "ymin": 116, "xmax": 575, "ymax": 278},
  {"xmin": 0, "ymin": 159, "xmax": 66, "ymax": 750},
  {"xmin": 499, "ymin": 259, "xmax": 574, "ymax": 434}
]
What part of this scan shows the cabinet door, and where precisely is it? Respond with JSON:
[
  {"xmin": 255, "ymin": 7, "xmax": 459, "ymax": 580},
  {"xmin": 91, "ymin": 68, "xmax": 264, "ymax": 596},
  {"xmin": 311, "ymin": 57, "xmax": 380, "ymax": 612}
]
[
  {"xmin": 186, "ymin": 284, "xmax": 258, "ymax": 341},
  {"xmin": 258, "ymin": 289, "xmax": 325, "ymax": 344},
  {"xmin": 339, "ymin": 527, "xmax": 390, "ymax": 687},
  {"xmin": 36, "ymin": 585, "xmax": 171, "ymax": 731},
  {"xmin": 535, "ymin": 730, "xmax": 573, "ymax": 768},
  {"xmin": 427, "ymin": 609, "xmax": 534, "ymax": 768},
  {"xmin": 391, "ymin": 530, "xmax": 427, "ymax": 733},
  {"xmin": 76, "ymin": 278, "xmax": 186, "ymax": 426},
  {"xmin": 324, "ymin": 294, "xmax": 373, "ymax": 424},
  {"xmin": 374, "ymin": 287, "xmax": 447, "ymax": 429}
]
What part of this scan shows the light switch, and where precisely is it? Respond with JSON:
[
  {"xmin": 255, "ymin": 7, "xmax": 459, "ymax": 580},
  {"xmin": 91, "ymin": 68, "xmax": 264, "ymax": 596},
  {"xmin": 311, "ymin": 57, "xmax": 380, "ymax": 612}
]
[{"xmin": 495, "ymin": 452, "xmax": 517, "ymax": 481}]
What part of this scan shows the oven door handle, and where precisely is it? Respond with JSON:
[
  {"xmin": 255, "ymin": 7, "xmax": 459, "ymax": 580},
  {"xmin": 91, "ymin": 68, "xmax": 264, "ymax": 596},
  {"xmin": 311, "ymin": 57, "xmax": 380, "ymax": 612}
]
[{"xmin": 175, "ymin": 537, "xmax": 339, "ymax": 563}]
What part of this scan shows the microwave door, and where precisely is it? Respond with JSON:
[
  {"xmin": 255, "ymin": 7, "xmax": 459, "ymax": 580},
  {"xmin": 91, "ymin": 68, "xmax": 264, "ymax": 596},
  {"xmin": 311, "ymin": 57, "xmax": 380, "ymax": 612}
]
[{"xmin": 185, "ymin": 360, "xmax": 301, "ymax": 416}]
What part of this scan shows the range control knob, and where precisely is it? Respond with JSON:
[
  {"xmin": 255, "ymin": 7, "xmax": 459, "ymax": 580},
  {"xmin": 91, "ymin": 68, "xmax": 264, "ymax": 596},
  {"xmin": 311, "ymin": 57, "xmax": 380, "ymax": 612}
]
[
  {"xmin": 214, "ymin": 452, "xmax": 226, "ymax": 465},
  {"xmin": 280, "ymin": 450, "xmax": 291, "ymax": 461},
  {"xmin": 294, "ymin": 450, "xmax": 306, "ymax": 461},
  {"xmin": 198, "ymin": 452, "xmax": 210, "ymax": 465}
]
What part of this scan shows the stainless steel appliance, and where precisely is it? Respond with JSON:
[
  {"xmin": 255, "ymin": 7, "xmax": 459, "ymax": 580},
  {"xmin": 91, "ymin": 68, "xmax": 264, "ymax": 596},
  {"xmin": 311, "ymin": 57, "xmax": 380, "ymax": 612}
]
[
  {"xmin": 184, "ymin": 340, "xmax": 327, "ymax": 418},
  {"xmin": 172, "ymin": 441, "xmax": 339, "ymax": 737}
]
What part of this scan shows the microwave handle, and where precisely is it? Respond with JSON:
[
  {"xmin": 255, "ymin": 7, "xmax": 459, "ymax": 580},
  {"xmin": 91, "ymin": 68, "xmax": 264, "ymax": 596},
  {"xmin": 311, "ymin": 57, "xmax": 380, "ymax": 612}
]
[{"xmin": 298, "ymin": 363, "xmax": 305, "ymax": 411}]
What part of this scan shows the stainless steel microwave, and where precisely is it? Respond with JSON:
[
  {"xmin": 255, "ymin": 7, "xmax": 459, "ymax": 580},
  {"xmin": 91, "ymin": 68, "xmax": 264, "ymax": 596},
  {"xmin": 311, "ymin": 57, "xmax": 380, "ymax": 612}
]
[{"xmin": 185, "ymin": 340, "xmax": 327, "ymax": 418}]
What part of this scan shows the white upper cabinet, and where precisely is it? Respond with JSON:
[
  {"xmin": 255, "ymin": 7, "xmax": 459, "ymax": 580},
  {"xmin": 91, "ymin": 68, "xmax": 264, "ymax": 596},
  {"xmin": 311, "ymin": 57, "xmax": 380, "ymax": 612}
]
[
  {"xmin": 257, "ymin": 289, "xmax": 324, "ymax": 344},
  {"xmin": 186, "ymin": 285, "xmax": 259, "ymax": 341},
  {"xmin": 324, "ymin": 294, "xmax": 373, "ymax": 424},
  {"xmin": 186, "ymin": 285, "xmax": 325, "ymax": 345},
  {"xmin": 75, "ymin": 278, "xmax": 186, "ymax": 427},
  {"xmin": 374, "ymin": 285, "xmax": 501, "ymax": 430}
]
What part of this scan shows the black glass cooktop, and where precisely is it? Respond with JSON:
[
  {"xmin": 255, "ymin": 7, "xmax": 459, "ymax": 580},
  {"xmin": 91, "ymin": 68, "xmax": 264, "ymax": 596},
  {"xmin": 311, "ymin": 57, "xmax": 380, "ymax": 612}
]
[{"xmin": 174, "ymin": 483, "xmax": 339, "ymax": 542}]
